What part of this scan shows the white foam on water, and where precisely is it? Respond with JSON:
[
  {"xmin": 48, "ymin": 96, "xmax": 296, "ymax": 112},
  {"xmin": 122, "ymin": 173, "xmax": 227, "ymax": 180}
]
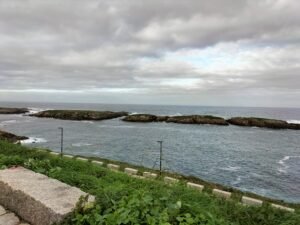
[
  {"xmin": 278, "ymin": 156, "xmax": 290, "ymax": 165},
  {"xmin": 169, "ymin": 113, "xmax": 182, "ymax": 116},
  {"xmin": 129, "ymin": 112, "xmax": 142, "ymax": 115},
  {"xmin": 28, "ymin": 108, "xmax": 43, "ymax": 114},
  {"xmin": 220, "ymin": 166, "xmax": 241, "ymax": 172},
  {"xmin": 72, "ymin": 142, "xmax": 92, "ymax": 147},
  {"xmin": 287, "ymin": 120, "xmax": 300, "ymax": 124},
  {"xmin": 277, "ymin": 155, "xmax": 300, "ymax": 173},
  {"xmin": 21, "ymin": 137, "xmax": 47, "ymax": 144},
  {"xmin": 1, "ymin": 120, "xmax": 17, "ymax": 124},
  {"xmin": 81, "ymin": 121, "xmax": 94, "ymax": 124},
  {"xmin": 0, "ymin": 120, "xmax": 18, "ymax": 127}
]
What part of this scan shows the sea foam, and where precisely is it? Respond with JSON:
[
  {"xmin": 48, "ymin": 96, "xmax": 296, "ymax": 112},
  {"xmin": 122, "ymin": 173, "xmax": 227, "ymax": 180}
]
[{"xmin": 21, "ymin": 137, "xmax": 47, "ymax": 144}]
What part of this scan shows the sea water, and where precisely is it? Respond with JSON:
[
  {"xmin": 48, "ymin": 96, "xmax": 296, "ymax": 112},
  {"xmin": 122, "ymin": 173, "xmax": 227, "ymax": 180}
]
[{"xmin": 0, "ymin": 102, "xmax": 299, "ymax": 203}]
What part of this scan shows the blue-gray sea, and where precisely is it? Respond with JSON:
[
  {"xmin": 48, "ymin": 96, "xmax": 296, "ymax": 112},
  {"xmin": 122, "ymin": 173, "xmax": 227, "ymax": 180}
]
[{"xmin": 0, "ymin": 102, "xmax": 299, "ymax": 203}]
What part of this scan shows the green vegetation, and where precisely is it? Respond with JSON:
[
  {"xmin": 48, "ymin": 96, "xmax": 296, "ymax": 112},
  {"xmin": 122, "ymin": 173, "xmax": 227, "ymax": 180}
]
[{"xmin": 0, "ymin": 141, "xmax": 299, "ymax": 225}]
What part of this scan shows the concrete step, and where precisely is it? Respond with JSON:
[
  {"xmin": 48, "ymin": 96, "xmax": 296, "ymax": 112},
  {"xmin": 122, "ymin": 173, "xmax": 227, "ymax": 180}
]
[{"xmin": 0, "ymin": 167, "xmax": 94, "ymax": 225}]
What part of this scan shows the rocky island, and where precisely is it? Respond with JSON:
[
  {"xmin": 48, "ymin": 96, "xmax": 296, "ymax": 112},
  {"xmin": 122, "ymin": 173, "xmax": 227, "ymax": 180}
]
[
  {"xmin": 30, "ymin": 110, "xmax": 128, "ymax": 121},
  {"xmin": 123, "ymin": 114, "xmax": 300, "ymax": 130},
  {"xmin": 123, "ymin": 114, "xmax": 229, "ymax": 126},
  {"xmin": 227, "ymin": 117, "xmax": 300, "ymax": 130},
  {"xmin": 0, "ymin": 130, "xmax": 28, "ymax": 143},
  {"xmin": 0, "ymin": 107, "xmax": 29, "ymax": 114}
]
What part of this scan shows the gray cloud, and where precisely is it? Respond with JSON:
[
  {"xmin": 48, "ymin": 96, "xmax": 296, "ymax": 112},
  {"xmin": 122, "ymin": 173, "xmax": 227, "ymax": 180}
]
[{"xmin": 0, "ymin": 0, "xmax": 300, "ymax": 107}]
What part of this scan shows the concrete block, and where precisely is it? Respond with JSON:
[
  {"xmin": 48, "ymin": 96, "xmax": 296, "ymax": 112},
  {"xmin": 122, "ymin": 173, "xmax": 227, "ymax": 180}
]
[
  {"xmin": 0, "ymin": 167, "xmax": 94, "ymax": 225},
  {"xmin": 49, "ymin": 152, "xmax": 60, "ymax": 156},
  {"xmin": 124, "ymin": 168, "xmax": 138, "ymax": 175},
  {"xmin": 187, "ymin": 182, "xmax": 204, "ymax": 192},
  {"xmin": 271, "ymin": 204, "xmax": 295, "ymax": 212},
  {"xmin": 0, "ymin": 205, "xmax": 5, "ymax": 216},
  {"xmin": 143, "ymin": 172, "xmax": 157, "ymax": 179},
  {"xmin": 0, "ymin": 213, "xmax": 20, "ymax": 225},
  {"xmin": 107, "ymin": 164, "xmax": 120, "ymax": 171},
  {"xmin": 76, "ymin": 157, "xmax": 88, "ymax": 162},
  {"xmin": 242, "ymin": 196, "xmax": 263, "ymax": 206},
  {"xmin": 164, "ymin": 176, "xmax": 179, "ymax": 185},
  {"xmin": 212, "ymin": 189, "xmax": 231, "ymax": 199},
  {"xmin": 92, "ymin": 160, "xmax": 104, "ymax": 166},
  {"xmin": 130, "ymin": 175, "xmax": 145, "ymax": 180},
  {"xmin": 63, "ymin": 154, "xmax": 73, "ymax": 159}
]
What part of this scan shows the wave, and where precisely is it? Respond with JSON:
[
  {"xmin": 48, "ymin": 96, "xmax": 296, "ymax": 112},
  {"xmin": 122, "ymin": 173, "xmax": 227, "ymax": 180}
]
[
  {"xmin": 0, "ymin": 120, "xmax": 17, "ymax": 124},
  {"xmin": 277, "ymin": 155, "xmax": 300, "ymax": 173},
  {"xmin": 0, "ymin": 120, "xmax": 18, "ymax": 127},
  {"xmin": 220, "ymin": 166, "xmax": 241, "ymax": 172},
  {"xmin": 21, "ymin": 137, "xmax": 47, "ymax": 144},
  {"xmin": 72, "ymin": 142, "xmax": 92, "ymax": 147},
  {"xmin": 287, "ymin": 120, "xmax": 300, "ymax": 124}
]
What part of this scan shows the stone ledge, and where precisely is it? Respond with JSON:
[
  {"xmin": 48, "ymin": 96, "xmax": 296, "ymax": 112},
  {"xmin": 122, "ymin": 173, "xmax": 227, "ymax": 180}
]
[
  {"xmin": 164, "ymin": 176, "xmax": 179, "ymax": 185},
  {"xmin": 107, "ymin": 164, "xmax": 120, "ymax": 171},
  {"xmin": 271, "ymin": 204, "xmax": 295, "ymax": 212},
  {"xmin": 186, "ymin": 182, "xmax": 204, "ymax": 192},
  {"xmin": 124, "ymin": 168, "xmax": 138, "ymax": 175},
  {"xmin": 0, "ymin": 167, "xmax": 93, "ymax": 225},
  {"xmin": 212, "ymin": 189, "xmax": 231, "ymax": 199},
  {"xmin": 143, "ymin": 172, "xmax": 157, "ymax": 179},
  {"xmin": 242, "ymin": 196, "xmax": 263, "ymax": 206},
  {"xmin": 92, "ymin": 160, "xmax": 104, "ymax": 166}
]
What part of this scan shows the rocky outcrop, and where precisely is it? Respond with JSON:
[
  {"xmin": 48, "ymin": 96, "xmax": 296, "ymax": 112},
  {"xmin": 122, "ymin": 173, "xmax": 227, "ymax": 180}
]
[
  {"xmin": 123, "ymin": 114, "xmax": 228, "ymax": 126},
  {"xmin": 0, "ymin": 108, "xmax": 28, "ymax": 114},
  {"xmin": 123, "ymin": 114, "xmax": 300, "ymax": 130},
  {"xmin": 30, "ymin": 110, "xmax": 128, "ymax": 121},
  {"xmin": 166, "ymin": 115, "xmax": 228, "ymax": 125},
  {"xmin": 0, "ymin": 130, "xmax": 28, "ymax": 143},
  {"xmin": 227, "ymin": 117, "xmax": 300, "ymax": 130},
  {"xmin": 122, "ymin": 114, "xmax": 167, "ymax": 123}
]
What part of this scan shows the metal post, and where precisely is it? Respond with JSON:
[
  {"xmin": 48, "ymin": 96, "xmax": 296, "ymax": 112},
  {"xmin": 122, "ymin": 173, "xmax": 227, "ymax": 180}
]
[
  {"xmin": 58, "ymin": 127, "xmax": 63, "ymax": 156},
  {"xmin": 157, "ymin": 141, "xmax": 163, "ymax": 175}
]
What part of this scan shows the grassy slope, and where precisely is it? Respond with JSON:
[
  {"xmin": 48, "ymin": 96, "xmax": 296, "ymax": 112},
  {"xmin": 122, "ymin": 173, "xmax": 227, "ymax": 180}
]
[{"xmin": 0, "ymin": 141, "xmax": 299, "ymax": 225}]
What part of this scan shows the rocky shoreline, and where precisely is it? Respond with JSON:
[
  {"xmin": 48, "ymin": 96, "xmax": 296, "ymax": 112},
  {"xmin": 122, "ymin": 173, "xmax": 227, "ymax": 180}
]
[
  {"xmin": 0, "ymin": 107, "xmax": 29, "ymax": 114},
  {"xmin": 123, "ymin": 114, "xmax": 300, "ymax": 130},
  {"xmin": 30, "ymin": 110, "xmax": 128, "ymax": 121},
  {"xmin": 0, "ymin": 130, "xmax": 28, "ymax": 143},
  {"xmin": 123, "ymin": 114, "xmax": 229, "ymax": 126}
]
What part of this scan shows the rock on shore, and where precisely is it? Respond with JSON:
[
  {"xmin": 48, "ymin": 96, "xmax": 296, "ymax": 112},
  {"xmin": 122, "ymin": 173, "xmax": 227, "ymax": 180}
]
[
  {"xmin": 123, "ymin": 114, "xmax": 229, "ymax": 126},
  {"xmin": 227, "ymin": 117, "xmax": 300, "ymax": 130},
  {"xmin": 0, "ymin": 107, "xmax": 29, "ymax": 114},
  {"xmin": 0, "ymin": 130, "xmax": 28, "ymax": 143},
  {"xmin": 30, "ymin": 110, "xmax": 128, "ymax": 121}
]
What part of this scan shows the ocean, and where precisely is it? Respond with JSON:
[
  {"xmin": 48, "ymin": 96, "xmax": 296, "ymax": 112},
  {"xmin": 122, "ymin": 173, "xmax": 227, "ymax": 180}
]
[{"xmin": 0, "ymin": 102, "xmax": 299, "ymax": 203}]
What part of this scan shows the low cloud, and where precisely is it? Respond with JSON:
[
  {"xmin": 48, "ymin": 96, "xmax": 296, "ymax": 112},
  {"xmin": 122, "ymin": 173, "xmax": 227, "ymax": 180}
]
[{"xmin": 0, "ymin": 0, "xmax": 300, "ymax": 107}]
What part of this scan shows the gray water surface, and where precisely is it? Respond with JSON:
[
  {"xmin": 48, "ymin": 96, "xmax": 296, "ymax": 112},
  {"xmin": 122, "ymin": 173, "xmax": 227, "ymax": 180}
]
[{"xmin": 0, "ymin": 102, "xmax": 299, "ymax": 203}]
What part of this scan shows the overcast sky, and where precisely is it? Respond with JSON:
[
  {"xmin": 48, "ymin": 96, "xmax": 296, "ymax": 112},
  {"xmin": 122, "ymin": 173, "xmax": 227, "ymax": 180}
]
[{"xmin": 0, "ymin": 0, "xmax": 300, "ymax": 107}]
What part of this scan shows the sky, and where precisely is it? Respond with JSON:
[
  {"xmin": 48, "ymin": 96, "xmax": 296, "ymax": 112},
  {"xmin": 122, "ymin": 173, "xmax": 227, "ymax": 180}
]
[{"xmin": 0, "ymin": 0, "xmax": 300, "ymax": 107}]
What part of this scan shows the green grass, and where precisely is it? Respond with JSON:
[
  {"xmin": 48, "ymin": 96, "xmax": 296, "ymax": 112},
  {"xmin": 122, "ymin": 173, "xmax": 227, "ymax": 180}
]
[{"xmin": 0, "ymin": 141, "xmax": 299, "ymax": 225}]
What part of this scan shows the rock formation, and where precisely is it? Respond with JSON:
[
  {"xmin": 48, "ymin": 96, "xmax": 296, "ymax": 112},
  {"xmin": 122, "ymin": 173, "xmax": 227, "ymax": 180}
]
[
  {"xmin": 0, "ymin": 107, "xmax": 28, "ymax": 114},
  {"xmin": 227, "ymin": 117, "xmax": 300, "ymax": 130},
  {"xmin": 0, "ymin": 130, "xmax": 28, "ymax": 143},
  {"xmin": 30, "ymin": 110, "xmax": 128, "ymax": 121},
  {"xmin": 123, "ymin": 114, "xmax": 228, "ymax": 125}
]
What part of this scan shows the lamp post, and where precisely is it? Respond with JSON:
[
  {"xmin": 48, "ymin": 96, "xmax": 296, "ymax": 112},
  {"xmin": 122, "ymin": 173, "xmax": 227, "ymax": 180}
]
[
  {"xmin": 58, "ymin": 127, "xmax": 63, "ymax": 156},
  {"xmin": 157, "ymin": 141, "xmax": 163, "ymax": 175}
]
